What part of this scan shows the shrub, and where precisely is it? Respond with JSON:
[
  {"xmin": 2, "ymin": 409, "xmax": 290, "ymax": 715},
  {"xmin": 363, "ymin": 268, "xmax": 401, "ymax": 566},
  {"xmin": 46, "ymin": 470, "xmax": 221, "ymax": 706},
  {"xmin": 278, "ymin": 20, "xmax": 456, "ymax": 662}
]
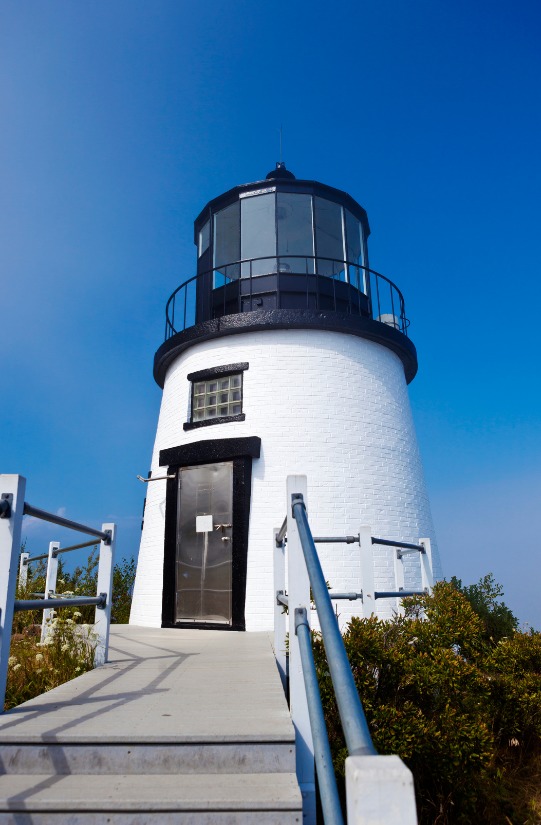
[{"xmin": 313, "ymin": 580, "xmax": 541, "ymax": 824}]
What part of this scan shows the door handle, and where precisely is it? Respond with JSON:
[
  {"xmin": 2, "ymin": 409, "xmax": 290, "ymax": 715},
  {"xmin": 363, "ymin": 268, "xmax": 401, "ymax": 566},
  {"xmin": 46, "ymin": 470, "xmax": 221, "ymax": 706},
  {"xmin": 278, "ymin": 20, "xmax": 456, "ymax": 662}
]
[
  {"xmin": 215, "ymin": 523, "xmax": 232, "ymax": 530},
  {"xmin": 221, "ymin": 536, "xmax": 231, "ymax": 542}
]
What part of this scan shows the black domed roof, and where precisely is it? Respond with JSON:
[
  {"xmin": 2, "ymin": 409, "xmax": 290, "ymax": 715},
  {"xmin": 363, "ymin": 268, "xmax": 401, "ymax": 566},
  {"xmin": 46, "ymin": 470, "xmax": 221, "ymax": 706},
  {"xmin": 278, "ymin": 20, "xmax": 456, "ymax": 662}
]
[{"xmin": 266, "ymin": 162, "xmax": 296, "ymax": 180}]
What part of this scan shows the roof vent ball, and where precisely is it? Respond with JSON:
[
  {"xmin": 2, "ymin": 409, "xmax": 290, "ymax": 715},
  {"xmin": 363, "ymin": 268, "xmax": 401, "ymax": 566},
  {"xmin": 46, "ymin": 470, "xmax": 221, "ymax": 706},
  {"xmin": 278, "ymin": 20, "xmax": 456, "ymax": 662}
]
[{"xmin": 266, "ymin": 162, "xmax": 296, "ymax": 180}]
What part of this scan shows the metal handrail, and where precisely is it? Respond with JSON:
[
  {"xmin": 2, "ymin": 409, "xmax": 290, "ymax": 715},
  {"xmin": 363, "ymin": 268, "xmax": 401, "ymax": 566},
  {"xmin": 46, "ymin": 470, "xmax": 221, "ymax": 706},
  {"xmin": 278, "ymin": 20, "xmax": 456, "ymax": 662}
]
[
  {"xmin": 164, "ymin": 255, "xmax": 409, "ymax": 339},
  {"xmin": 14, "ymin": 594, "xmax": 106, "ymax": 612},
  {"xmin": 54, "ymin": 538, "xmax": 100, "ymax": 556},
  {"xmin": 23, "ymin": 503, "xmax": 111, "ymax": 543},
  {"xmin": 314, "ymin": 536, "xmax": 358, "ymax": 544},
  {"xmin": 375, "ymin": 590, "xmax": 426, "ymax": 600},
  {"xmin": 275, "ymin": 516, "xmax": 288, "ymax": 547},
  {"xmin": 295, "ymin": 607, "xmax": 344, "ymax": 825},
  {"xmin": 276, "ymin": 591, "xmax": 289, "ymax": 608},
  {"xmin": 291, "ymin": 493, "xmax": 377, "ymax": 758},
  {"xmin": 371, "ymin": 536, "xmax": 424, "ymax": 552},
  {"xmin": 25, "ymin": 538, "xmax": 99, "ymax": 564}
]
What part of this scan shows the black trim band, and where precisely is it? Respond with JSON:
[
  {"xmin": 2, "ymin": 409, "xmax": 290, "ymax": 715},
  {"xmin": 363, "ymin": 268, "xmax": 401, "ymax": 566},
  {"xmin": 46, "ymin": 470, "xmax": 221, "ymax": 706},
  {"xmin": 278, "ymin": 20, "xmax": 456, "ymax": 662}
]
[
  {"xmin": 154, "ymin": 310, "xmax": 418, "ymax": 387},
  {"xmin": 183, "ymin": 413, "xmax": 246, "ymax": 431},
  {"xmin": 160, "ymin": 436, "xmax": 261, "ymax": 468},
  {"xmin": 187, "ymin": 362, "xmax": 249, "ymax": 383}
]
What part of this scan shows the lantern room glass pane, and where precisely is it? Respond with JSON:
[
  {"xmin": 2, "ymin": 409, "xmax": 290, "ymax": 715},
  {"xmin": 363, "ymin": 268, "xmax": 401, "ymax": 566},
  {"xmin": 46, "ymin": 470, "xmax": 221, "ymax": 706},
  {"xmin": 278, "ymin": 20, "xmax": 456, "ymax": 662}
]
[
  {"xmin": 314, "ymin": 197, "xmax": 345, "ymax": 279},
  {"xmin": 345, "ymin": 209, "xmax": 363, "ymax": 291},
  {"xmin": 241, "ymin": 193, "xmax": 276, "ymax": 277},
  {"xmin": 277, "ymin": 193, "xmax": 315, "ymax": 274},
  {"xmin": 214, "ymin": 202, "xmax": 240, "ymax": 282}
]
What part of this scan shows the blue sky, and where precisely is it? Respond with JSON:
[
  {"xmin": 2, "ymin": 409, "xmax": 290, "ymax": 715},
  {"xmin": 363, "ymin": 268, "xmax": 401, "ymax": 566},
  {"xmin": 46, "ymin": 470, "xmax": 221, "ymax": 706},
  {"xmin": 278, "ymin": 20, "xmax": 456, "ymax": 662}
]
[{"xmin": 1, "ymin": 0, "xmax": 540, "ymax": 627}]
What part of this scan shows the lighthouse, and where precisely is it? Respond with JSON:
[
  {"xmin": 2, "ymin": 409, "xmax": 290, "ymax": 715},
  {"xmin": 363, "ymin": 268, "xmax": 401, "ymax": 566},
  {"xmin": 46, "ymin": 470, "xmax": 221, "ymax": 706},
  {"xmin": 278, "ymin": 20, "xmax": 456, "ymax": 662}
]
[{"xmin": 130, "ymin": 163, "xmax": 442, "ymax": 631}]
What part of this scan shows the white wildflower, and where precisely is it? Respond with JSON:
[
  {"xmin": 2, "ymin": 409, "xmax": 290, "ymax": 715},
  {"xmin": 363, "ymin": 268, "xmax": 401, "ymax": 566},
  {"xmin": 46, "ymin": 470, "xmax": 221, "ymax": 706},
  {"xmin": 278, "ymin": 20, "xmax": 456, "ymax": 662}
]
[
  {"xmin": 61, "ymin": 643, "xmax": 70, "ymax": 653},
  {"xmin": 72, "ymin": 611, "xmax": 82, "ymax": 619},
  {"xmin": 8, "ymin": 656, "xmax": 17, "ymax": 666},
  {"xmin": 35, "ymin": 653, "xmax": 44, "ymax": 663},
  {"xmin": 13, "ymin": 663, "xmax": 21, "ymax": 672}
]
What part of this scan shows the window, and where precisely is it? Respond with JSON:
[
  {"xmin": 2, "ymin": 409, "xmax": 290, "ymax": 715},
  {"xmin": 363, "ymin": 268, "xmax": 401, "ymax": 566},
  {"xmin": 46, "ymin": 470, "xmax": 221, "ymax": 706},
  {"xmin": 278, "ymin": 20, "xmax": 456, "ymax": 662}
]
[
  {"xmin": 240, "ymin": 193, "xmax": 276, "ymax": 277},
  {"xmin": 214, "ymin": 202, "xmax": 240, "ymax": 282},
  {"xmin": 184, "ymin": 363, "xmax": 248, "ymax": 431},
  {"xmin": 344, "ymin": 209, "xmax": 364, "ymax": 292},
  {"xmin": 314, "ymin": 196, "xmax": 346, "ymax": 279},
  {"xmin": 192, "ymin": 374, "xmax": 242, "ymax": 421},
  {"xmin": 277, "ymin": 192, "xmax": 314, "ymax": 273}
]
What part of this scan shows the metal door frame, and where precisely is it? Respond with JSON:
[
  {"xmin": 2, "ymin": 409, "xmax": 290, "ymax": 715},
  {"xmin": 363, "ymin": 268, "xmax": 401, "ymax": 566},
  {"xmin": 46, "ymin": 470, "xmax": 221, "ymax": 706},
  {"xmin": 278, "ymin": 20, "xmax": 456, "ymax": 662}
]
[{"xmin": 159, "ymin": 437, "xmax": 260, "ymax": 631}]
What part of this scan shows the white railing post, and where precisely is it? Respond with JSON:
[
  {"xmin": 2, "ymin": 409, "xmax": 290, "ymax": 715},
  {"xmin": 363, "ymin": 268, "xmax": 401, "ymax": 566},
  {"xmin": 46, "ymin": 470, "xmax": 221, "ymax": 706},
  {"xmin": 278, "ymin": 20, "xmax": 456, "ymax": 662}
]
[
  {"xmin": 273, "ymin": 526, "xmax": 287, "ymax": 691},
  {"xmin": 0, "ymin": 475, "xmax": 27, "ymax": 713},
  {"xmin": 41, "ymin": 542, "xmax": 60, "ymax": 643},
  {"xmin": 93, "ymin": 523, "xmax": 116, "ymax": 667},
  {"xmin": 18, "ymin": 552, "xmax": 29, "ymax": 589},
  {"xmin": 419, "ymin": 537, "xmax": 434, "ymax": 592},
  {"xmin": 359, "ymin": 525, "xmax": 375, "ymax": 618},
  {"xmin": 394, "ymin": 546, "xmax": 406, "ymax": 614},
  {"xmin": 346, "ymin": 754, "xmax": 418, "ymax": 824},
  {"xmin": 286, "ymin": 475, "xmax": 315, "ymax": 825}
]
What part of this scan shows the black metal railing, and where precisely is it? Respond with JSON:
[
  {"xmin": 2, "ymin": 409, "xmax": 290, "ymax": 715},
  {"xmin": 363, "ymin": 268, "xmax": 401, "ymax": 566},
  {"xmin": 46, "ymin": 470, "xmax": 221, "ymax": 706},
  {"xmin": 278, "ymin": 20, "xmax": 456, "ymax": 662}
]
[{"xmin": 164, "ymin": 256, "xmax": 410, "ymax": 340}]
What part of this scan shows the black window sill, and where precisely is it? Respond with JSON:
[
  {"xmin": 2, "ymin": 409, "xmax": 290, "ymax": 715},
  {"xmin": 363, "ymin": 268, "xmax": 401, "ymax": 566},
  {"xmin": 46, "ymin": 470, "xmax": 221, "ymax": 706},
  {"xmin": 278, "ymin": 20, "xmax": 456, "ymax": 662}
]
[{"xmin": 183, "ymin": 414, "xmax": 246, "ymax": 431}]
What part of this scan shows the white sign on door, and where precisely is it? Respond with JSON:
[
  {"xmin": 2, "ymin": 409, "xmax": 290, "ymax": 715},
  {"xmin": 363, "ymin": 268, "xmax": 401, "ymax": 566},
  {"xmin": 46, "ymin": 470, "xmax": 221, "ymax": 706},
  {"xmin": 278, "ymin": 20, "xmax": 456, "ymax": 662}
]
[{"xmin": 196, "ymin": 514, "xmax": 213, "ymax": 533}]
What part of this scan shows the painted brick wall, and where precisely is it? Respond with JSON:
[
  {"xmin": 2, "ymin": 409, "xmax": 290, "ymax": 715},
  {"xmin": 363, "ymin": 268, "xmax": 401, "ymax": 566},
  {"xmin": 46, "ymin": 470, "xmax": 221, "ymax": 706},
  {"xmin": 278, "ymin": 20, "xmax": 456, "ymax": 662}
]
[{"xmin": 130, "ymin": 328, "xmax": 442, "ymax": 630}]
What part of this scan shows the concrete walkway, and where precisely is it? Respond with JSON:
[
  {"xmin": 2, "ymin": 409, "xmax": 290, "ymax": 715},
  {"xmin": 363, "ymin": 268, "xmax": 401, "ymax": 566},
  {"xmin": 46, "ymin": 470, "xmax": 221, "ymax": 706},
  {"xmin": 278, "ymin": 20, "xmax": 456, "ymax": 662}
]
[{"xmin": 0, "ymin": 626, "xmax": 302, "ymax": 823}]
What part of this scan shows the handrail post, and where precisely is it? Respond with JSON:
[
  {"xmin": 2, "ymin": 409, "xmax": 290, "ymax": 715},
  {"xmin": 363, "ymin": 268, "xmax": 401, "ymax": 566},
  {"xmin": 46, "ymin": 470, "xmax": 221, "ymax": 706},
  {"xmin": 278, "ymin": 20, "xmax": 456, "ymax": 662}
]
[
  {"xmin": 18, "ymin": 552, "xmax": 29, "ymax": 589},
  {"xmin": 0, "ymin": 475, "xmax": 26, "ymax": 713},
  {"xmin": 94, "ymin": 523, "xmax": 116, "ymax": 666},
  {"xmin": 286, "ymin": 475, "xmax": 315, "ymax": 825},
  {"xmin": 359, "ymin": 525, "xmax": 375, "ymax": 617},
  {"xmin": 394, "ymin": 544, "xmax": 406, "ymax": 614},
  {"xmin": 273, "ymin": 527, "xmax": 287, "ymax": 691},
  {"xmin": 41, "ymin": 542, "xmax": 60, "ymax": 643},
  {"xmin": 419, "ymin": 538, "xmax": 434, "ymax": 592}
]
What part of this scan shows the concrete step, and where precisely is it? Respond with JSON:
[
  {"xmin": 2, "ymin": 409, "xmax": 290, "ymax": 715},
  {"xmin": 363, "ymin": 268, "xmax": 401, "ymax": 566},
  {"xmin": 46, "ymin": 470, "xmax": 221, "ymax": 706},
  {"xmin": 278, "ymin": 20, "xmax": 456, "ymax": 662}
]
[
  {"xmin": 0, "ymin": 628, "xmax": 303, "ymax": 822},
  {"xmin": 0, "ymin": 773, "xmax": 302, "ymax": 823},
  {"xmin": 0, "ymin": 741, "xmax": 295, "ymax": 775}
]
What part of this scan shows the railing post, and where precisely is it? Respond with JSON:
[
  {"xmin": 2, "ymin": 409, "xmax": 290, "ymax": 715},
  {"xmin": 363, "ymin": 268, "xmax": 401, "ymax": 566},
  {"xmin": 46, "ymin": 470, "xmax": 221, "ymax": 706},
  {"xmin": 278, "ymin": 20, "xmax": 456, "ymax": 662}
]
[
  {"xmin": 273, "ymin": 527, "xmax": 287, "ymax": 691},
  {"xmin": 394, "ymin": 546, "xmax": 405, "ymax": 614},
  {"xmin": 0, "ymin": 475, "xmax": 26, "ymax": 713},
  {"xmin": 41, "ymin": 542, "xmax": 60, "ymax": 643},
  {"xmin": 18, "ymin": 552, "xmax": 29, "ymax": 589},
  {"xmin": 93, "ymin": 523, "xmax": 116, "ymax": 667},
  {"xmin": 286, "ymin": 475, "xmax": 315, "ymax": 825},
  {"xmin": 345, "ymin": 754, "xmax": 418, "ymax": 824},
  {"xmin": 419, "ymin": 538, "xmax": 434, "ymax": 592},
  {"xmin": 359, "ymin": 525, "xmax": 375, "ymax": 617}
]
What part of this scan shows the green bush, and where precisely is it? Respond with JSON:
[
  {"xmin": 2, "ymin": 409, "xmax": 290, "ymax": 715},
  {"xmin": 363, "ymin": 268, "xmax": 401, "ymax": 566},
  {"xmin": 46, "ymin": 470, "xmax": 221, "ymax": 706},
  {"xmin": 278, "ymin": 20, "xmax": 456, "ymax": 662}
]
[{"xmin": 313, "ymin": 579, "xmax": 541, "ymax": 824}]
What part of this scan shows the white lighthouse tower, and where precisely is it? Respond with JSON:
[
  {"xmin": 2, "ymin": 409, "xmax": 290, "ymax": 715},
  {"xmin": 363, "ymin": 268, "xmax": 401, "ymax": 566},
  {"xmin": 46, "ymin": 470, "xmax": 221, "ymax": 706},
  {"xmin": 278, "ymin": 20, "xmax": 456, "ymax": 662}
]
[{"xmin": 130, "ymin": 163, "xmax": 442, "ymax": 631}]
